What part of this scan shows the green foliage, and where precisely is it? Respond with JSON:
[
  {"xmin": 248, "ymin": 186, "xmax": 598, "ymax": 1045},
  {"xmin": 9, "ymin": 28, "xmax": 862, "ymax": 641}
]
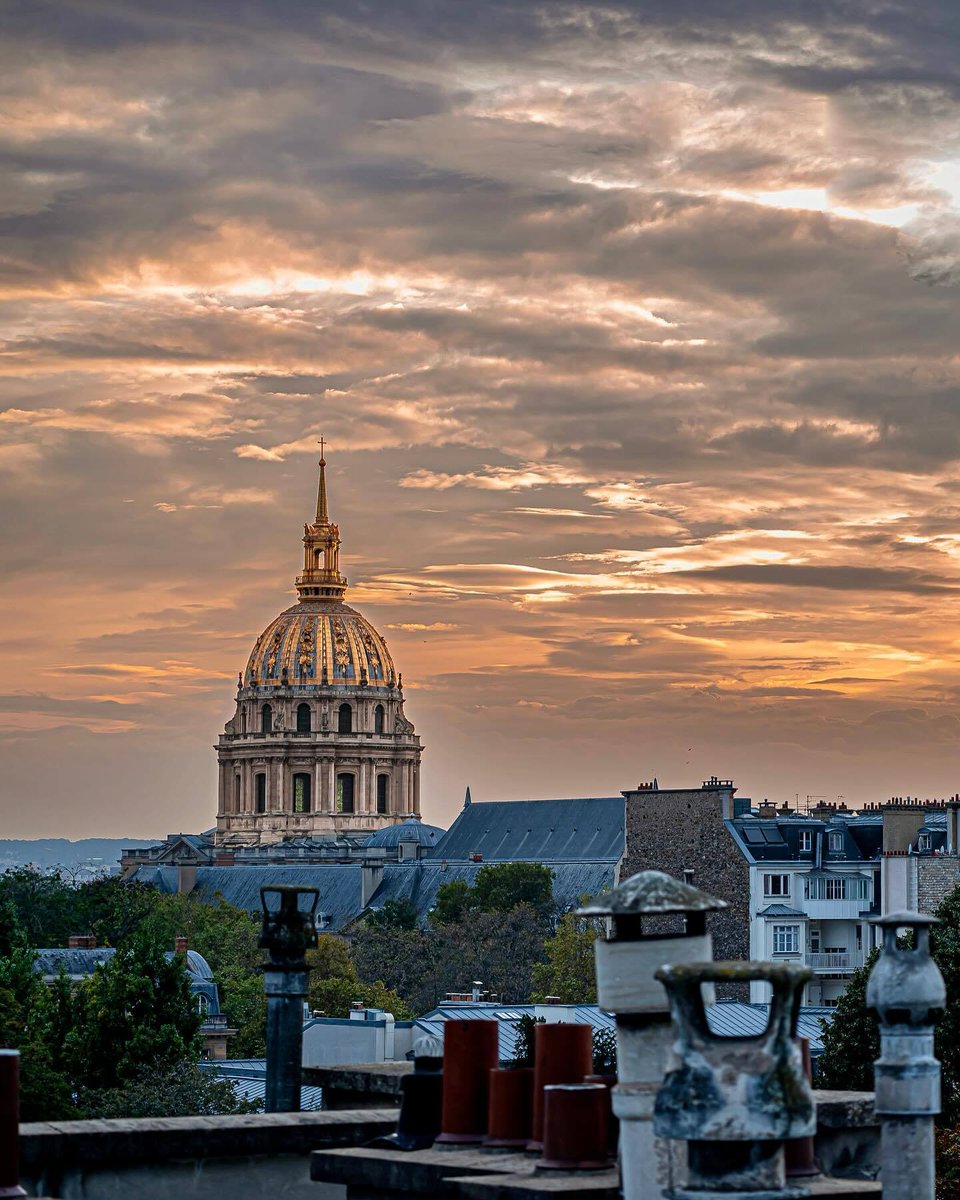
[
  {"xmin": 0, "ymin": 869, "xmax": 268, "ymax": 1058},
  {"xmin": 936, "ymin": 1126, "xmax": 960, "ymax": 1200},
  {"xmin": 432, "ymin": 864, "xmax": 556, "ymax": 927},
  {"xmin": 432, "ymin": 879, "xmax": 473, "ymax": 925},
  {"xmin": 814, "ymin": 948, "xmax": 880, "ymax": 1092},
  {"xmin": 473, "ymin": 863, "xmax": 555, "ymax": 920},
  {"xmin": 64, "ymin": 936, "xmax": 202, "ymax": 1093},
  {"xmin": 931, "ymin": 886, "xmax": 960, "ymax": 1125},
  {"xmin": 136, "ymin": 892, "xmax": 265, "ymax": 1056},
  {"xmin": 510, "ymin": 1014, "xmax": 545, "ymax": 1066},
  {"xmin": 79, "ymin": 1060, "xmax": 261, "ymax": 1119},
  {"xmin": 531, "ymin": 911, "xmax": 600, "ymax": 1004},
  {"xmin": 0, "ymin": 931, "xmax": 253, "ymax": 1121},
  {"xmin": 0, "ymin": 868, "xmax": 79, "ymax": 947},
  {"xmin": 307, "ymin": 933, "xmax": 355, "ymax": 980},
  {"xmin": 592, "ymin": 1027, "xmax": 617, "ymax": 1074},
  {"xmin": 353, "ymin": 905, "xmax": 548, "ymax": 1014},
  {"xmin": 817, "ymin": 883, "xmax": 960, "ymax": 1123},
  {"xmin": 306, "ymin": 932, "xmax": 412, "ymax": 1019},
  {"xmin": 366, "ymin": 898, "xmax": 419, "ymax": 931}
]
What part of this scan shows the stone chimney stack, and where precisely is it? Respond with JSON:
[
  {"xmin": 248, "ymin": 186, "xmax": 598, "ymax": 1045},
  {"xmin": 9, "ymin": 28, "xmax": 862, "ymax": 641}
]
[
  {"xmin": 882, "ymin": 798, "xmax": 926, "ymax": 854},
  {"xmin": 174, "ymin": 935, "xmax": 189, "ymax": 955},
  {"xmin": 948, "ymin": 799, "xmax": 960, "ymax": 856},
  {"xmin": 67, "ymin": 934, "xmax": 96, "ymax": 949}
]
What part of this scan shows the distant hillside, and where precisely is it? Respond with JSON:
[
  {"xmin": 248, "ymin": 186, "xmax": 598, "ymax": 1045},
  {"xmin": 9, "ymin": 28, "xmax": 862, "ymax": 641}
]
[{"xmin": 0, "ymin": 838, "xmax": 160, "ymax": 872}]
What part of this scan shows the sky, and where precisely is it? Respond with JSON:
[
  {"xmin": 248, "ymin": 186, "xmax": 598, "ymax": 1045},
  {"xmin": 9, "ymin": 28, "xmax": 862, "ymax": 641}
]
[{"xmin": 4, "ymin": 2, "xmax": 960, "ymax": 838}]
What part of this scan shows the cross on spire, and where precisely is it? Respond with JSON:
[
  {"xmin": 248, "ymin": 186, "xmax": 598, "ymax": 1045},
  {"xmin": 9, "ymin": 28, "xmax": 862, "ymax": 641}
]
[{"xmin": 316, "ymin": 437, "xmax": 329, "ymax": 523}]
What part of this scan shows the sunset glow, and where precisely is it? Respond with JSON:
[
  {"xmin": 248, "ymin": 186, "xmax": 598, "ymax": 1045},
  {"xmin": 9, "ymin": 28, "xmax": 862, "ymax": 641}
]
[{"xmin": 4, "ymin": 3, "xmax": 960, "ymax": 837}]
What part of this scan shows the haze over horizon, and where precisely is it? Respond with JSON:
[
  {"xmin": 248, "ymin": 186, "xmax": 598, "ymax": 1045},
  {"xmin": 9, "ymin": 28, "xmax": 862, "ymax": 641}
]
[{"xmin": 4, "ymin": 3, "xmax": 960, "ymax": 839}]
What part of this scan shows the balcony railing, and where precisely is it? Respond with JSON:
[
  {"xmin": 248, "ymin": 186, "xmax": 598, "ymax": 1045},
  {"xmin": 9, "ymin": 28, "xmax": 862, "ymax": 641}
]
[{"xmin": 809, "ymin": 951, "xmax": 862, "ymax": 971}]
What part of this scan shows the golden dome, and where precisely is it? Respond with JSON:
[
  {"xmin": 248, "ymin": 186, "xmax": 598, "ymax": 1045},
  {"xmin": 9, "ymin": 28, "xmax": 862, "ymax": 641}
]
[{"xmin": 244, "ymin": 600, "xmax": 397, "ymax": 690}]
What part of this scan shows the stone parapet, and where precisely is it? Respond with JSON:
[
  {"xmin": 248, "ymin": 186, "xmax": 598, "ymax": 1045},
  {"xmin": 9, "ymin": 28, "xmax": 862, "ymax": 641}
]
[{"xmin": 21, "ymin": 1107, "xmax": 398, "ymax": 1198}]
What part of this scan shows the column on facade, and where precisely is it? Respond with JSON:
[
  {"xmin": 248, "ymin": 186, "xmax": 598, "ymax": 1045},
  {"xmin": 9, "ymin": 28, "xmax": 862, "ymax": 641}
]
[
  {"xmin": 413, "ymin": 763, "xmax": 420, "ymax": 814},
  {"xmin": 217, "ymin": 762, "xmax": 227, "ymax": 818},
  {"xmin": 323, "ymin": 758, "xmax": 335, "ymax": 813},
  {"xmin": 359, "ymin": 759, "xmax": 369, "ymax": 813},
  {"xmin": 272, "ymin": 758, "xmax": 283, "ymax": 812}
]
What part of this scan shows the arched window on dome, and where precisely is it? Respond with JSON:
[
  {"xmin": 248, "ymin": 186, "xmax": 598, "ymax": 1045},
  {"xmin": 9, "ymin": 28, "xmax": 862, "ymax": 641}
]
[
  {"xmin": 374, "ymin": 704, "xmax": 385, "ymax": 734},
  {"xmin": 261, "ymin": 703, "xmax": 273, "ymax": 734},
  {"xmin": 255, "ymin": 773, "xmax": 266, "ymax": 813},
  {"xmin": 338, "ymin": 703, "xmax": 353, "ymax": 734},
  {"xmin": 296, "ymin": 703, "xmax": 311, "ymax": 733},
  {"xmin": 376, "ymin": 774, "xmax": 389, "ymax": 814},
  {"xmin": 337, "ymin": 773, "xmax": 355, "ymax": 813},
  {"xmin": 293, "ymin": 772, "xmax": 311, "ymax": 814}
]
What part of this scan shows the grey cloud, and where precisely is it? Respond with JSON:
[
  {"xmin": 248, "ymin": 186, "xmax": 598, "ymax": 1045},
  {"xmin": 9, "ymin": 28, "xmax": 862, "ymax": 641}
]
[{"xmin": 681, "ymin": 564, "xmax": 959, "ymax": 593}]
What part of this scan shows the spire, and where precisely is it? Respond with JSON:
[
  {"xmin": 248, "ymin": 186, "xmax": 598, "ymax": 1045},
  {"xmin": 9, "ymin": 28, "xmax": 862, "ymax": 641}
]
[
  {"xmin": 316, "ymin": 437, "xmax": 328, "ymax": 524},
  {"xmin": 296, "ymin": 438, "xmax": 348, "ymax": 602}
]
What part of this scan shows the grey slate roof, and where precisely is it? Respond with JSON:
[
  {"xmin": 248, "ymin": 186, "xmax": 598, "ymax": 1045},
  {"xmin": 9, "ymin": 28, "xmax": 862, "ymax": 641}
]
[
  {"xmin": 371, "ymin": 860, "xmax": 617, "ymax": 920},
  {"xmin": 758, "ymin": 904, "xmax": 808, "ymax": 918},
  {"xmin": 146, "ymin": 864, "xmax": 364, "ymax": 929},
  {"xmin": 34, "ymin": 947, "xmax": 221, "ymax": 1013},
  {"xmin": 413, "ymin": 1000, "xmax": 833, "ymax": 1062},
  {"xmin": 429, "ymin": 797, "xmax": 624, "ymax": 864},
  {"xmin": 707, "ymin": 999, "xmax": 833, "ymax": 1056},
  {"xmin": 34, "ymin": 948, "xmax": 114, "ymax": 978},
  {"xmin": 363, "ymin": 819, "xmax": 446, "ymax": 850},
  {"xmin": 133, "ymin": 856, "xmax": 617, "ymax": 929},
  {"xmin": 200, "ymin": 1059, "xmax": 323, "ymax": 1112},
  {"xmin": 414, "ymin": 1003, "xmax": 615, "ymax": 1062}
]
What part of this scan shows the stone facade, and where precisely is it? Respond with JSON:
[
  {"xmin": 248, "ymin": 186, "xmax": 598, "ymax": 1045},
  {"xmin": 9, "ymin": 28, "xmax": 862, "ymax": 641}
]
[
  {"xmin": 917, "ymin": 856, "xmax": 960, "ymax": 915},
  {"xmin": 621, "ymin": 778, "xmax": 750, "ymax": 996},
  {"xmin": 215, "ymin": 451, "xmax": 422, "ymax": 846}
]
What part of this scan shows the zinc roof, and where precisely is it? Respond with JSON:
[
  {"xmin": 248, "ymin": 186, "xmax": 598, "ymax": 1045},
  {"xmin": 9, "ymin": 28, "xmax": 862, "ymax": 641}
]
[{"xmin": 430, "ymin": 797, "xmax": 624, "ymax": 864}]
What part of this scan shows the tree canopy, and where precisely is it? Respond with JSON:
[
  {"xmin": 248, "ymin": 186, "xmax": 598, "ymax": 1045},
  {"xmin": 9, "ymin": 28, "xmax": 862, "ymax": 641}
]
[{"xmin": 816, "ymin": 882, "xmax": 960, "ymax": 1126}]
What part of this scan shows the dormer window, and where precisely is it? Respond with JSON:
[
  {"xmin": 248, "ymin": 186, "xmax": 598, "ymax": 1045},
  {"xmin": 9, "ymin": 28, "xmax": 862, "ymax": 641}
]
[
  {"xmin": 918, "ymin": 832, "xmax": 932, "ymax": 852},
  {"xmin": 828, "ymin": 832, "xmax": 843, "ymax": 853},
  {"xmin": 799, "ymin": 830, "xmax": 812, "ymax": 852}
]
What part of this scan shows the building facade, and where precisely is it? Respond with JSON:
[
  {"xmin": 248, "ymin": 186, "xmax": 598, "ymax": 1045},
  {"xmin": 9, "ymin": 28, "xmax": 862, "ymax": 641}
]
[
  {"xmin": 215, "ymin": 450, "xmax": 422, "ymax": 845},
  {"xmin": 728, "ymin": 797, "xmax": 960, "ymax": 1005},
  {"xmin": 620, "ymin": 777, "xmax": 752, "ymax": 989}
]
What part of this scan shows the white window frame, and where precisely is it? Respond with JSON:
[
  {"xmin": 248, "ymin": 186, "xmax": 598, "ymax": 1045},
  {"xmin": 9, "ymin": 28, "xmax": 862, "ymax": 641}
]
[
  {"xmin": 772, "ymin": 925, "xmax": 800, "ymax": 955},
  {"xmin": 799, "ymin": 830, "xmax": 812, "ymax": 852},
  {"xmin": 828, "ymin": 831, "xmax": 843, "ymax": 852},
  {"xmin": 763, "ymin": 873, "xmax": 790, "ymax": 897}
]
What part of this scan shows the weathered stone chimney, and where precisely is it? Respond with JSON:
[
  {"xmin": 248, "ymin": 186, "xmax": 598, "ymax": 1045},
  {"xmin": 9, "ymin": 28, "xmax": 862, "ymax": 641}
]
[
  {"xmin": 882, "ymin": 798, "xmax": 926, "ymax": 854},
  {"xmin": 67, "ymin": 934, "xmax": 96, "ymax": 949},
  {"xmin": 361, "ymin": 861, "xmax": 384, "ymax": 907}
]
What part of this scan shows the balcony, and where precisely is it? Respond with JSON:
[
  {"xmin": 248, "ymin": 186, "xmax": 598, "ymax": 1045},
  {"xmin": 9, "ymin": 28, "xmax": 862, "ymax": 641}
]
[{"xmin": 809, "ymin": 951, "xmax": 863, "ymax": 972}]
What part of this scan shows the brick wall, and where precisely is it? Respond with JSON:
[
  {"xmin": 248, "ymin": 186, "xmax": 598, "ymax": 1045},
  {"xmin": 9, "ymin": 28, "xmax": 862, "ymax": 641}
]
[
  {"xmin": 917, "ymin": 856, "xmax": 960, "ymax": 915},
  {"xmin": 621, "ymin": 784, "xmax": 750, "ymax": 997}
]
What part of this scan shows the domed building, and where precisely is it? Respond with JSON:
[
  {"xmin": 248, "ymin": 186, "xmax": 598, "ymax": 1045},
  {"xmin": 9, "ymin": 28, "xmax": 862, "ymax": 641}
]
[{"xmin": 215, "ymin": 449, "xmax": 422, "ymax": 845}]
